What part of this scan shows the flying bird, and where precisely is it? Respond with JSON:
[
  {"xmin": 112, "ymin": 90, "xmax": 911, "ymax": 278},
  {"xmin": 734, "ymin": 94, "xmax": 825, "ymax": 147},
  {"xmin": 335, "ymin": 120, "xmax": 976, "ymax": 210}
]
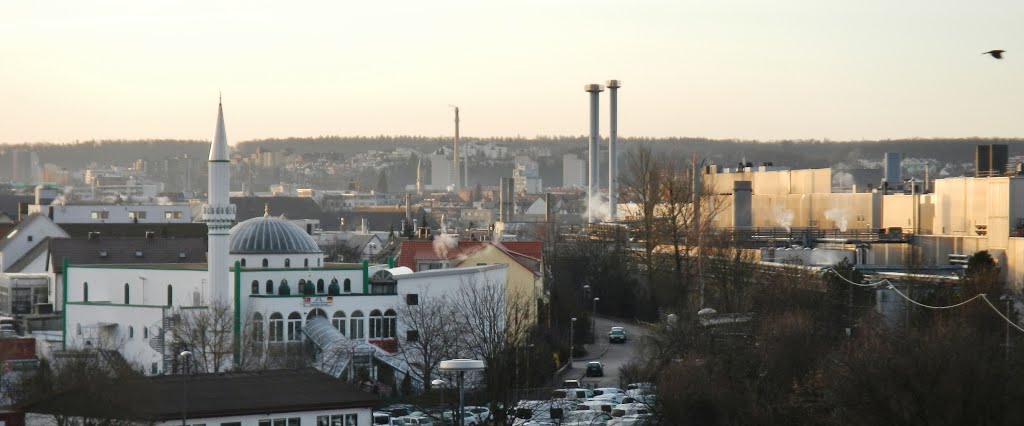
[{"xmin": 983, "ymin": 50, "xmax": 1005, "ymax": 59}]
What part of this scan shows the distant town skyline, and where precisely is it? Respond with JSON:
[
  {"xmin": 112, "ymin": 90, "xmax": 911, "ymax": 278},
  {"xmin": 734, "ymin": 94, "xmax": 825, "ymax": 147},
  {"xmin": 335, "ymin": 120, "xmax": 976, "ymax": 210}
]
[{"xmin": 1, "ymin": 1, "xmax": 1022, "ymax": 144}]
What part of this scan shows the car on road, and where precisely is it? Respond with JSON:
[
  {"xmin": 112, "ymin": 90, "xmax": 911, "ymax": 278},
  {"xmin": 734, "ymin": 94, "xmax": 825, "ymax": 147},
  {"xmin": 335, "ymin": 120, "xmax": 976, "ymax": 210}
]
[
  {"xmin": 608, "ymin": 326, "xmax": 627, "ymax": 343},
  {"xmin": 585, "ymin": 361, "xmax": 604, "ymax": 377}
]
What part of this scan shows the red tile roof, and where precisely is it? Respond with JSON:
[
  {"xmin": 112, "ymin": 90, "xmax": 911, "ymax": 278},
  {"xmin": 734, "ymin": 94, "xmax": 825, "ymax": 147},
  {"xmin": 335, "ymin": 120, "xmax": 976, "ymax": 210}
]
[
  {"xmin": 396, "ymin": 239, "xmax": 544, "ymax": 275},
  {"xmin": 500, "ymin": 241, "xmax": 543, "ymax": 260}
]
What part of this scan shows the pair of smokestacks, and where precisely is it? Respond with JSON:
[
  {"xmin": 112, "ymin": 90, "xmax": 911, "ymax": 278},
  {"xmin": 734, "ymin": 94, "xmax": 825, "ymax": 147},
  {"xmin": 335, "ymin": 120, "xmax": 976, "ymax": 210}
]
[{"xmin": 585, "ymin": 80, "xmax": 620, "ymax": 224}]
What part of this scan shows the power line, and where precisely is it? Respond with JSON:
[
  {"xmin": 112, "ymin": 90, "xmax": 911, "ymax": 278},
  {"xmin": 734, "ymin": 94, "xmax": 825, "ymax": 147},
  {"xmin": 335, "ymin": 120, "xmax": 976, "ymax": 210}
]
[{"xmin": 825, "ymin": 268, "xmax": 1024, "ymax": 335}]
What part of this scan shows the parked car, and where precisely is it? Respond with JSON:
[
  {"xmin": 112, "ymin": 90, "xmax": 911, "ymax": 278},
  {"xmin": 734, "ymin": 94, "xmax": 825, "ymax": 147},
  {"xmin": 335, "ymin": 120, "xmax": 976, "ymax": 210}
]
[
  {"xmin": 464, "ymin": 405, "xmax": 491, "ymax": 423},
  {"xmin": 608, "ymin": 326, "xmax": 627, "ymax": 343},
  {"xmin": 441, "ymin": 410, "xmax": 477, "ymax": 426},
  {"xmin": 559, "ymin": 409, "xmax": 613, "ymax": 425},
  {"xmin": 552, "ymin": 388, "xmax": 595, "ymax": 401},
  {"xmin": 397, "ymin": 416, "xmax": 433, "ymax": 426},
  {"xmin": 586, "ymin": 361, "xmax": 604, "ymax": 377},
  {"xmin": 592, "ymin": 387, "xmax": 625, "ymax": 397},
  {"xmin": 576, "ymin": 400, "xmax": 615, "ymax": 413},
  {"xmin": 610, "ymin": 403, "xmax": 651, "ymax": 419},
  {"xmin": 608, "ymin": 413, "xmax": 654, "ymax": 426},
  {"xmin": 510, "ymin": 400, "xmax": 576, "ymax": 426},
  {"xmin": 589, "ymin": 393, "xmax": 625, "ymax": 404},
  {"xmin": 625, "ymin": 382, "xmax": 656, "ymax": 397},
  {"xmin": 562, "ymin": 379, "xmax": 582, "ymax": 388}
]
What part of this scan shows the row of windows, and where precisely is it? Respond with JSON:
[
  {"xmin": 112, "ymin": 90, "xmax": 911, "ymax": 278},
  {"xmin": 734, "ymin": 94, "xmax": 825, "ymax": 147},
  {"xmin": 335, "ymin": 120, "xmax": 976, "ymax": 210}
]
[
  {"xmin": 82, "ymin": 282, "xmax": 174, "ymax": 306},
  {"xmin": 239, "ymin": 258, "xmax": 321, "ymax": 268},
  {"xmin": 126, "ymin": 325, "xmax": 151, "ymax": 340},
  {"xmin": 92, "ymin": 211, "xmax": 184, "ymax": 220},
  {"xmin": 251, "ymin": 278, "xmax": 352, "ymax": 296},
  {"xmin": 251, "ymin": 309, "xmax": 396, "ymax": 342},
  {"xmin": 316, "ymin": 414, "xmax": 360, "ymax": 426}
]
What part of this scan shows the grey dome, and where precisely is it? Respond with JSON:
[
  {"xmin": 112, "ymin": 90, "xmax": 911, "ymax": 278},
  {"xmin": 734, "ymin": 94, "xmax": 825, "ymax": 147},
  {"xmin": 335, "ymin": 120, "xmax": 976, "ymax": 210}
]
[{"xmin": 229, "ymin": 216, "xmax": 322, "ymax": 255}]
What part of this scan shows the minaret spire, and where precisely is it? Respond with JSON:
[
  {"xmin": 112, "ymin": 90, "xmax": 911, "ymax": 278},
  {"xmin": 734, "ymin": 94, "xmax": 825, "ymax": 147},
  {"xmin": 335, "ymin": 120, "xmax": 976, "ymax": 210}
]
[{"xmin": 203, "ymin": 96, "xmax": 236, "ymax": 306}]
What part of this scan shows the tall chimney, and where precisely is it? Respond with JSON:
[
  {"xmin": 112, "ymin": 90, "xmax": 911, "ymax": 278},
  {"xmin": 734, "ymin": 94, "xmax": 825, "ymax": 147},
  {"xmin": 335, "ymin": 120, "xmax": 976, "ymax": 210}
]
[
  {"xmin": 584, "ymin": 84, "xmax": 604, "ymax": 224},
  {"xmin": 405, "ymin": 193, "xmax": 411, "ymax": 222},
  {"xmin": 453, "ymin": 107, "xmax": 461, "ymax": 191},
  {"xmin": 606, "ymin": 80, "xmax": 620, "ymax": 223},
  {"xmin": 416, "ymin": 155, "xmax": 422, "ymax": 195}
]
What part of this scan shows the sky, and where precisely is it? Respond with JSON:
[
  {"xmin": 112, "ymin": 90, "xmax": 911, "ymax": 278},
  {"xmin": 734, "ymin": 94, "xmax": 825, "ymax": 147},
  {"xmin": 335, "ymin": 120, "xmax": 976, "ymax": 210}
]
[{"xmin": 1, "ymin": 1, "xmax": 1022, "ymax": 144}]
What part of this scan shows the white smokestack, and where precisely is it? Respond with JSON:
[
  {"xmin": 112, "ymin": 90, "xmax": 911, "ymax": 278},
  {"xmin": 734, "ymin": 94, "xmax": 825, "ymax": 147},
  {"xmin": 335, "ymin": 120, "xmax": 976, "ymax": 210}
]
[
  {"xmin": 585, "ymin": 84, "xmax": 604, "ymax": 224},
  {"xmin": 607, "ymin": 80, "xmax": 620, "ymax": 223}
]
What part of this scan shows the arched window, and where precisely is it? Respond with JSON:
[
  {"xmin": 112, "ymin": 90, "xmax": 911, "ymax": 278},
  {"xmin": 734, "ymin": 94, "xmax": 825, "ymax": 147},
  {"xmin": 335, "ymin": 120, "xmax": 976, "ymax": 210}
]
[
  {"xmin": 278, "ymin": 280, "xmax": 291, "ymax": 296},
  {"xmin": 343, "ymin": 278, "xmax": 352, "ymax": 293},
  {"xmin": 350, "ymin": 310, "xmax": 365, "ymax": 340},
  {"xmin": 306, "ymin": 309, "xmax": 327, "ymax": 323},
  {"xmin": 316, "ymin": 279, "xmax": 325, "ymax": 294},
  {"xmin": 287, "ymin": 312, "xmax": 302, "ymax": 341},
  {"xmin": 262, "ymin": 258, "xmax": 269, "ymax": 268},
  {"xmin": 167, "ymin": 285, "xmax": 173, "ymax": 306},
  {"xmin": 124, "ymin": 283, "xmax": 130, "ymax": 304},
  {"xmin": 328, "ymin": 279, "xmax": 340, "ymax": 295},
  {"xmin": 369, "ymin": 309, "xmax": 383, "ymax": 339},
  {"xmin": 332, "ymin": 311, "xmax": 346, "ymax": 335},
  {"xmin": 285, "ymin": 259, "xmax": 291, "ymax": 268},
  {"xmin": 384, "ymin": 309, "xmax": 397, "ymax": 339},
  {"xmin": 240, "ymin": 258, "xmax": 246, "ymax": 267},
  {"xmin": 251, "ymin": 280, "xmax": 260, "ymax": 295},
  {"xmin": 266, "ymin": 280, "xmax": 274, "ymax": 294},
  {"xmin": 83, "ymin": 282, "xmax": 89, "ymax": 302},
  {"xmin": 253, "ymin": 313, "xmax": 265, "ymax": 342},
  {"xmin": 269, "ymin": 313, "xmax": 284, "ymax": 342},
  {"xmin": 299, "ymin": 279, "xmax": 313, "ymax": 295},
  {"xmin": 129, "ymin": 326, "xmax": 134, "ymax": 339},
  {"xmin": 193, "ymin": 291, "xmax": 200, "ymax": 305},
  {"xmin": 318, "ymin": 258, "xmax": 321, "ymax": 267},
  {"xmin": 304, "ymin": 258, "xmax": 309, "ymax": 268}
]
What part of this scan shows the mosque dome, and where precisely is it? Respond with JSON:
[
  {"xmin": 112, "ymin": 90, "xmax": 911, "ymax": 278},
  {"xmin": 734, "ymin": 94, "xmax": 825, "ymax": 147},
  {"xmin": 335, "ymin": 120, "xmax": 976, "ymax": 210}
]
[{"xmin": 229, "ymin": 216, "xmax": 322, "ymax": 255}]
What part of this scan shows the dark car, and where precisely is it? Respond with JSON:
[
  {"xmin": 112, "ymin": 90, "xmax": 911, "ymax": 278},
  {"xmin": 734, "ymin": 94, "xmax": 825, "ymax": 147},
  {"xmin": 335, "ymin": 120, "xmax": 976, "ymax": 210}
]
[
  {"xmin": 587, "ymin": 361, "xmax": 604, "ymax": 377},
  {"xmin": 608, "ymin": 326, "xmax": 627, "ymax": 343}
]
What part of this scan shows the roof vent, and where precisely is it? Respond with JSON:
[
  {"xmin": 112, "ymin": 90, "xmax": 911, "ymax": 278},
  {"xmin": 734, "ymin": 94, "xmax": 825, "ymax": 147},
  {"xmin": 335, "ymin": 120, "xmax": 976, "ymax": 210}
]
[
  {"xmin": 135, "ymin": 251, "xmax": 144, "ymax": 258},
  {"xmin": 98, "ymin": 250, "xmax": 108, "ymax": 258}
]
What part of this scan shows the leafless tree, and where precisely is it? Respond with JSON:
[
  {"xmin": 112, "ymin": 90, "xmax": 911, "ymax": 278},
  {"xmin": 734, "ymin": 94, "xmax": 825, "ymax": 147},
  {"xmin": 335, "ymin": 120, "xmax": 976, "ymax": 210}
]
[
  {"xmin": 170, "ymin": 301, "xmax": 264, "ymax": 373},
  {"xmin": 394, "ymin": 291, "xmax": 459, "ymax": 390}
]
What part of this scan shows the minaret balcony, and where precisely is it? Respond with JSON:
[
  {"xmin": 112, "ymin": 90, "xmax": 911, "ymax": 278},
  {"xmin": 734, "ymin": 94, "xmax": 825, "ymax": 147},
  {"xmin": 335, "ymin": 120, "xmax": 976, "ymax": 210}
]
[{"xmin": 202, "ymin": 204, "xmax": 236, "ymax": 222}]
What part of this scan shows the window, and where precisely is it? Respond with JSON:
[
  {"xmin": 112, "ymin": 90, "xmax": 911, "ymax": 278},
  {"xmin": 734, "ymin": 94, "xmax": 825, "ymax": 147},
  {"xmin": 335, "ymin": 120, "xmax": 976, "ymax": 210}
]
[
  {"xmin": 221, "ymin": 422, "xmax": 242, "ymax": 426},
  {"xmin": 124, "ymin": 283, "xmax": 130, "ymax": 304},
  {"xmin": 407, "ymin": 330, "xmax": 419, "ymax": 342},
  {"xmin": 350, "ymin": 310, "xmax": 365, "ymax": 339},
  {"xmin": 164, "ymin": 211, "xmax": 183, "ymax": 219},
  {"xmin": 406, "ymin": 294, "xmax": 419, "ymax": 305},
  {"xmin": 288, "ymin": 419, "xmax": 300, "ymax": 426},
  {"xmin": 26, "ymin": 235, "xmax": 32, "ymax": 242},
  {"xmin": 332, "ymin": 311, "xmax": 346, "ymax": 336},
  {"xmin": 144, "ymin": 327, "xmax": 149, "ymax": 339},
  {"xmin": 262, "ymin": 258, "xmax": 269, "ymax": 268},
  {"xmin": 287, "ymin": 312, "xmax": 302, "ymax": 341},
  {"xmin": 193, "ymin": 291, "xmax": 200, "ymax": 305},
  {"xmin": 83, "ymin": 282, "xmax": 88, "ymax": 302},
  {"xmin": 278, "ymin": 280, "xmax": 291, "ymax": 295},
  {"xmin": 129, "ymin": 326, "xmax": 134, "ymax": 339},
  {"xmin": 266, "ymin": 280, "xmax": 274, "ymax": 294},
  {"xmin": 343, "ymin": 278, "xmax": 351, "ymax": 293},
  {"xmin": 269, "ymin": 313, "xmax": 284, "ymax": 342},
  {"xmin": 317, "ymin": 279, "xmax": 325, "ymax": 294},
  {"xmin": 307, "ymin": 309, "xmax": 327, "ymax": 323},
  {"xmin": 167, "ymin": 285, "xmax": 173, "ymax": 306},
  {"xmin": 240, "ymin": 258, "xmax": 246, "ymax": 267},
  {"xmin": 384, "ymin": 309, "xmax": 397, "ymax": 339},
  {"xmin": 369, "ymin": 309, "xmax": 383, "ymax": 339},
  {"xmin": 285, "ymin": 258, "xmax": 291, "ymax": 268},
  {"xmin": 253, "ymin": 313, "xmax": 265, "ymax": 342},
  {"xmin": 299, "ymin": 279, "xmax": 313, "ymax": 295},
  {"xmin": 417, "ymin": 261, "xmax": 447, "ymax": 271},
  {"xmin": 329, "ymin": 415, "xmax": 358, "ymax": 426},
  {"xmin": 252, "ymin": 280, "xmax": 260, "ymax": 295},
  {"xmin": 304, "ymin": 259, "xmax": 309, "ymax": 268},
  {"xmin": 91, "ymin": 211, "xmax": 109, "ymax": 220},
  {"xmin": 328, "ymin": 279, "xmax": 340, "ymax": 295},
  {"xmin": 129, "ymin": 211, "xmax": 147, "ymax": 219}
]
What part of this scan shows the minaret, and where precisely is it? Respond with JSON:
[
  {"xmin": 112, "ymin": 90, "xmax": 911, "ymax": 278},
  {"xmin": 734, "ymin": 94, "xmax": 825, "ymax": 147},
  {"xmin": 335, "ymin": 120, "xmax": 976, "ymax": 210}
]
[
  {"xmin": 204, "ymin": 98, "xmax": 236, "ymax": 305},
  {"xmin": 452, "ymin": 106, "xmax": 461, "ymax": 191}
]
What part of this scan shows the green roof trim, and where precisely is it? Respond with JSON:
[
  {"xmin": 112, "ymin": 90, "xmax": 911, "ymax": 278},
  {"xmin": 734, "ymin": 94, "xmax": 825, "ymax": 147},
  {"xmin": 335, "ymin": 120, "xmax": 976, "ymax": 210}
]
[{"xmin": 234, "ymin": 260, "xmax": 242, "ymax": 366}]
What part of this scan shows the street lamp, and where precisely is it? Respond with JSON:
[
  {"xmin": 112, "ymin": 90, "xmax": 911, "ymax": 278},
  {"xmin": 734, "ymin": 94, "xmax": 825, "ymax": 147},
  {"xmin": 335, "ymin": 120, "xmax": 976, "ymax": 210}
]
[
  {"xmin": 180, "ymin": 350, "xmax": 193, "ymax": 426},
  {"xmin": 592, "ymin": 297, "xmax": 600, "ymax": 342},
  {"xmin": 569, "ymin": 317, "xmax": 577, "ymax": 368},
  {"xmin": 439, "ymin": 359, "xmax": 484, "ymax": 426}
]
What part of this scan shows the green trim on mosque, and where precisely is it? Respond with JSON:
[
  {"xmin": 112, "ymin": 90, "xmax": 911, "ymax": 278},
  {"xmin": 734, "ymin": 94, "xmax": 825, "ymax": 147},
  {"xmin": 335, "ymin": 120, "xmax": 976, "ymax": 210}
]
[
  {"xmin": 234, "ymin": 260, "xmax": 242, "ymax": 365},
  {"xmin": 66, "ymin": 302, "xmax": 170, "ymax": 309},
  {"xmin": 362, "ymin": 260, "xmax": 370, "ymax": 294},
  {"xmin": 61, "ymin": 257, "xmax": 68, "ymax": 351},
  {"xmin": 248, "ymin": 292, "xmax": 395, "ymax": 298},
  {"xmin": 235, "ymin": 266, "xmax": 366, "ymax": 272},
  {"xmin": 70, "ymin": 264, "xmax": 209, "ymax": 271}
]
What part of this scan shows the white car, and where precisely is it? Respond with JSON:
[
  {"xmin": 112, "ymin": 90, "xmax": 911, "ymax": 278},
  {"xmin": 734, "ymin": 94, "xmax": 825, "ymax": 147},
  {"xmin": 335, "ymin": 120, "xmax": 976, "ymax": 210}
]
[
  {"xmin": 589, "ymin": 393, "xmax": 625, "ymax": 404},
  {"xmin": 552, "ymin": 388, "xmax": 595, "ymax": 401},
  {"xmin": 593, "ymin": 387, "xmax": 625, "ymax": 396},
  {"xmin": 608, "ymin": 413, "xmax": 653, "ymax": 426},
  {"xmin": 576, "ymin": 400, "xmax": 615, "ymax": 413},
  {"xmin": 397, "ymin": 416, "xmax": 433, "ymax": 426},
  {"xmin": 625, "ymin": 382, "xmax": 656, "ymax": 398},
  {"xmin": 559, "ymin": 409, "xmax": 613, "ymax": 426},
  {"xmin": 610, "ymin": 403, "xmax": 651, "ymax": 420},
  {"xmin": 464, "ymin": 405, "xmax": 491, "ymax": 423}
]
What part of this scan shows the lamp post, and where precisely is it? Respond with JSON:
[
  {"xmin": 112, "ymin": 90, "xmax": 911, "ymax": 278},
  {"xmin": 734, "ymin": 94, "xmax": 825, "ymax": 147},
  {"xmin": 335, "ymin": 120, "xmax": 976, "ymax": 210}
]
[
  {"xmin": 431, "ymin": 379, "xmax": 446, "ymax": 411},
  {"xmin": 439, "ymin": 359, "xmax": 484, "ymax": 426},
  {"xmin": 569, "ymin": 317, "xmax": 577, "ymax": 368},
  {"xmin": 592, "ymin": 297, "xmax": 600, "ymax": 342},
  {"xmin": 180, "ymin": 350, "xmax": 193, "ymax": 426}
]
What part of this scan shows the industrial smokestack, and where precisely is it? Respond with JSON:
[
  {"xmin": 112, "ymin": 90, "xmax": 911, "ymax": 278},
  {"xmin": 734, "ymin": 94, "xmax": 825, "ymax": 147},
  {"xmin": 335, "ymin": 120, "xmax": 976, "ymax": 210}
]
[
  {"xmin": 453, "ymin": 107, "xmax": 461, "ymax": 191},
  {"xmin": 606, "ymin": 80, "xmax": 620, "ymax": 223},
  {"xmin": 585, "ymin": 84, "xmax": 604, "ymax": 224},
  {"xmin": 416, "ymin": 155, "xmax": 422, "ymax": 194},
  {"xmin": 405, "ymin": 193, "xmax": 411, "ymax": 222}
]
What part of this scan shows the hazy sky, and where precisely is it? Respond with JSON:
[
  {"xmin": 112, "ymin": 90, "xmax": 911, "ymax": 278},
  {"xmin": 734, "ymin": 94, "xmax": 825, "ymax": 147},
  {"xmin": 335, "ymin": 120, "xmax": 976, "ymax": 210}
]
[{"xmin": 1, "ymin": 1, "xmax": 1022, "ymax": 144}]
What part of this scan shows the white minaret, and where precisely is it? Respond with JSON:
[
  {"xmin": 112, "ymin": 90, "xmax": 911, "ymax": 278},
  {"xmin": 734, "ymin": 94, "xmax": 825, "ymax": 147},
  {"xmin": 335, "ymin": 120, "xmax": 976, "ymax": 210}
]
[{"xmin": 204, "ymin": 98, "xmax": 236, "ymax": 305}]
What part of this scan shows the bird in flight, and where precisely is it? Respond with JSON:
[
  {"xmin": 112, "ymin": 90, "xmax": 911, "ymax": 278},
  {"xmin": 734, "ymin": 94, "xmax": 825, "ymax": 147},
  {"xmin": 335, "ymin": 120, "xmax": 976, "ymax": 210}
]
[{"xmin": 983, "ymin": 50, "xmax": 1005, "ymax": 59}]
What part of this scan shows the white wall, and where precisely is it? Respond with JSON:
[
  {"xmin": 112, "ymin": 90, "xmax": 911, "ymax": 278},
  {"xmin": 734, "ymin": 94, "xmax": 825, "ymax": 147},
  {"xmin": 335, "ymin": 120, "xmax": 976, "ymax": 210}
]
[
  {"xmin": 65, "ymin": 303, "xmax": 166, "ymax": 371},
  {"xmin": 0, "ymin": 217, "xmax": 69, "ymax": 272},
  {"xmin": 154, "ymin": 407, "xmax": 372, "ymax": 426},
  {"xmin": 28, "ymin": 204, "xmax": 193, "ymax": 224}
]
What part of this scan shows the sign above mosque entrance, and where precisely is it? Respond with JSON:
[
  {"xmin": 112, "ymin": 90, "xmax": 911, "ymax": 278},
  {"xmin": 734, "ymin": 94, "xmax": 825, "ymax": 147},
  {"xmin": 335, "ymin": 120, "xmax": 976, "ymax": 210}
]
[{"xmin": 303, "ymin": 296, "xmax": 334, "ymax": 307}]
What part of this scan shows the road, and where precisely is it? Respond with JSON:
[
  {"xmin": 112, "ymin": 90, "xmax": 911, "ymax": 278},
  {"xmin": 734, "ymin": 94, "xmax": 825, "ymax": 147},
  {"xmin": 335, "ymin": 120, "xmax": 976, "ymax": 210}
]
[{"xmin": 564, "ymin": 316, "xmax": 648, "ymax": 389}]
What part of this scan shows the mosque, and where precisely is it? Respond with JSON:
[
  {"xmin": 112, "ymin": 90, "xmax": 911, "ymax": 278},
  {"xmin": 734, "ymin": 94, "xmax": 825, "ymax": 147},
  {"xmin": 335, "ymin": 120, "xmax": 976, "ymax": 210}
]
[{"xmin": 60, "ymin": 101, "xmax": 508, "ymax": 378}]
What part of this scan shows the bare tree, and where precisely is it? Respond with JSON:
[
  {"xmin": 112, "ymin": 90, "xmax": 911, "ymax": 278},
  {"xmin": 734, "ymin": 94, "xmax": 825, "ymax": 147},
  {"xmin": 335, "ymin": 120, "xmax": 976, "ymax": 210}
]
[
  {"xmin": 394, "ymin": 291, "xmax": 459, "ymax": 390},
  {"xmin": 170, "ymin": 301, "xmax": 265, "ymax": 373}
]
